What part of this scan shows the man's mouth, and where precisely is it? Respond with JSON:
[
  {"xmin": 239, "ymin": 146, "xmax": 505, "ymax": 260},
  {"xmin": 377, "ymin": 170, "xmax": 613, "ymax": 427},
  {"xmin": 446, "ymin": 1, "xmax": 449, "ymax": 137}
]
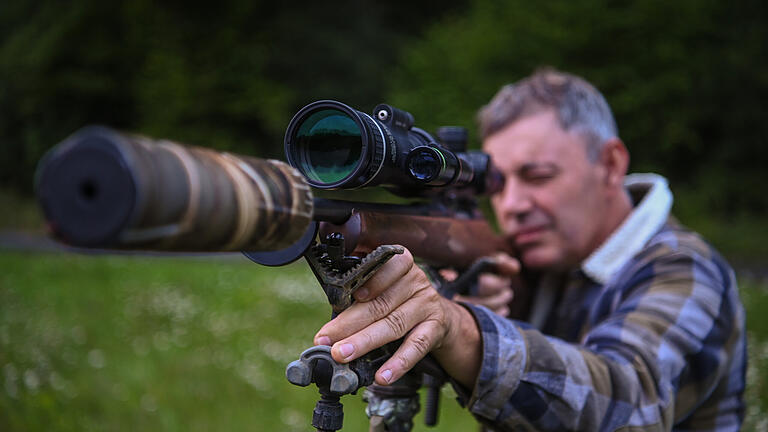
[{"xmin": 511, "ymin": 225, "xmax": 549, "ymax": 247}]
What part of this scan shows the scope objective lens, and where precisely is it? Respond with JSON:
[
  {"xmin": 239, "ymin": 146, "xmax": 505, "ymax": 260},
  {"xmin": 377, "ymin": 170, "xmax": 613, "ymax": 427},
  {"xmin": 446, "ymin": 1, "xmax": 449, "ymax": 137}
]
[{"xmin": 294, "ymin": 109, "xmax": 363, "ymax": 184}]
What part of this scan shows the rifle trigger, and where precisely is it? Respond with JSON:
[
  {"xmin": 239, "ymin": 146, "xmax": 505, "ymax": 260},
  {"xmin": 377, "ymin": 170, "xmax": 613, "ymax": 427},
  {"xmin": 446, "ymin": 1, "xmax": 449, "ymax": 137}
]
[{"xmin": 439, "ymin": 256, "xmax": 498, "ymax": 298}]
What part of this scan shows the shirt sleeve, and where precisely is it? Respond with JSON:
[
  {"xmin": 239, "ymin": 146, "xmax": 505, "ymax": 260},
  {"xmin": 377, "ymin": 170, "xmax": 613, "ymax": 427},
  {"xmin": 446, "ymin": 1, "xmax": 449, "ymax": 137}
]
[{"xmin": 459, "ymin": 247, "xmax": 744, "ymax": 431}]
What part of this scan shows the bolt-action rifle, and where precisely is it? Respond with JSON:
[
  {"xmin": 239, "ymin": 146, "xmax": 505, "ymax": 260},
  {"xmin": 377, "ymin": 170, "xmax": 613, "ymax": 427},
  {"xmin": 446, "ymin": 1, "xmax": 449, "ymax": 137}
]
[{"xmin": 35, "ymin": 100, "xmax": 518, "ymax": 432}]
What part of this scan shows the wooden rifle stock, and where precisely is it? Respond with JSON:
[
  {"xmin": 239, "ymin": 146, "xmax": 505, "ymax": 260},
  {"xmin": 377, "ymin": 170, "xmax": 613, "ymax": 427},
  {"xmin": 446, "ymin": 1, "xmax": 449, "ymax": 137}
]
[{"xmin": 319, "ymin": 210, "xmax": 513, "ymax": 269}]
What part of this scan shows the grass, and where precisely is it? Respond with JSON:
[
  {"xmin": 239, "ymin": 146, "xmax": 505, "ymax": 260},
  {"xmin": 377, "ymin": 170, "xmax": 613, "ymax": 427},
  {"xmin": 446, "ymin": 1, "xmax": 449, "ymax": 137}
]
[
  {"xmin": 740, "ymin": 277, "xmax": 768, "ymax": 430},
  {"xmin": 0, "ymin": 251, "xmax": 766, "ymax": 430},
  {"xmin": 0, "ymin": 251, "xmax": 479, "ymax": 431}
]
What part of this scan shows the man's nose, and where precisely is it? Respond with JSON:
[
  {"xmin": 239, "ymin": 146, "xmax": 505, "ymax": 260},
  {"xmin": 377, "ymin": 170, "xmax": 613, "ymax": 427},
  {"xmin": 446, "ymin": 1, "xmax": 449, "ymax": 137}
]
[{"xmin": 499, "ymin": 185, "xmax": 533, "ymax": 218}]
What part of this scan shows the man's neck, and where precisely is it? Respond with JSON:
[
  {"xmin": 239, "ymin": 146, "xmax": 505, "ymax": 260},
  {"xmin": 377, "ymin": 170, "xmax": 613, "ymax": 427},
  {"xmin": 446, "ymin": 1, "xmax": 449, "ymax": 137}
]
[
  {"xmin": 580, "ymin": 174, "xmax": 674, "ymax": 284},
  {"xmin": 587, "ymin": 188, "xmax": 634, "ymax": 264}
]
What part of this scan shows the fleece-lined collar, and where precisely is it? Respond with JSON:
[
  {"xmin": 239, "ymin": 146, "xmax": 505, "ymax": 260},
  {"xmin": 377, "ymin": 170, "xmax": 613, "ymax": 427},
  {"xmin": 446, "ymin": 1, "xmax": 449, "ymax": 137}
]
[{"xmin": 581, "ymin": 173, "xmax": 673, "ymax": 284}]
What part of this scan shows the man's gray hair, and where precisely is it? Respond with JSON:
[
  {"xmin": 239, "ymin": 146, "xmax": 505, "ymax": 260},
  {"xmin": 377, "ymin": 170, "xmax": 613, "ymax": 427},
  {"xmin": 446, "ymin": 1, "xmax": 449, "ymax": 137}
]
[{"xmin": 477, "ymin": 68, "xmax": 618, "ymax": 160}]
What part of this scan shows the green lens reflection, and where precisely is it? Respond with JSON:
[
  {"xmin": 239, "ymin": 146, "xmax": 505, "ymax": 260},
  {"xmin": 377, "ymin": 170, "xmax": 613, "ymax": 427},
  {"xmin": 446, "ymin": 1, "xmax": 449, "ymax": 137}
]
[{"xmin": 295, "ymin": 109, "xmax": 363, "ymax": 184}]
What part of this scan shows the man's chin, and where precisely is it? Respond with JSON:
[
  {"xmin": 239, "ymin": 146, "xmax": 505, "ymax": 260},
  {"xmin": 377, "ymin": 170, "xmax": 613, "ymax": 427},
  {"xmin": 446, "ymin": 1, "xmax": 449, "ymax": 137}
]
[{"xmin": 519, "ymin": 246, "xmax": 561, "ymax": 270}]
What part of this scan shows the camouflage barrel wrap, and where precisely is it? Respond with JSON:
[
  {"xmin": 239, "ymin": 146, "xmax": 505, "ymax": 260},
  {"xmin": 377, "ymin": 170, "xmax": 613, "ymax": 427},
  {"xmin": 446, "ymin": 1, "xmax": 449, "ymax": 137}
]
[{"xmin": 36, "ymin": 126, "xmax": 313, "ymax": 251}]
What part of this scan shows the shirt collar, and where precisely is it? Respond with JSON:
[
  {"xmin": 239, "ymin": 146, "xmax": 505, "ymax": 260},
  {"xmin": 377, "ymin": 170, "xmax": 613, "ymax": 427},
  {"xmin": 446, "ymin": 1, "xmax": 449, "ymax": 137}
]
[{"xmin": 581, "ymin": 173, "xmax": 673, "ymax": 284}]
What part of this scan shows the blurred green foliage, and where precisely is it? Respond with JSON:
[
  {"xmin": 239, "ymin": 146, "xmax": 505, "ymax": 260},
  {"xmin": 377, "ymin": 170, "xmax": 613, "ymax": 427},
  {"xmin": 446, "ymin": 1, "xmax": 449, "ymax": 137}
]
[
  {"xmin": 0, "ymin": 188, "xmax": 42, "ymax": 231},
  {"xmin": 386, "ymin": 0, "xmax": 768, "ymax": 217},
  {"xmin": 0, "ymin": 0, "xmax": 464, "ymax": 191},
  {"xmin": 1, "ymin": 0, "xmax": 767, "ymax": 221}
]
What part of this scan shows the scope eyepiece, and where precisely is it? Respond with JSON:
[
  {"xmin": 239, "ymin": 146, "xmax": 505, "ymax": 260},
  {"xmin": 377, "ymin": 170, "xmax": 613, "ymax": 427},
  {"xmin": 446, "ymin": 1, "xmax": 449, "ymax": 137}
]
[{"xmin": 406, "ymin": 146, "xmax": 460, "ymax": 186}]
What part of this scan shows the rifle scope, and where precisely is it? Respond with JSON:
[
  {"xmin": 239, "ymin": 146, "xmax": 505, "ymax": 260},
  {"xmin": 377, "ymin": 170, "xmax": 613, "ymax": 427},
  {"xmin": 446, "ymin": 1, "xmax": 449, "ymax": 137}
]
[{"xmin": 284, "ymin": 100, "xmax": 491, "ymax": 193}]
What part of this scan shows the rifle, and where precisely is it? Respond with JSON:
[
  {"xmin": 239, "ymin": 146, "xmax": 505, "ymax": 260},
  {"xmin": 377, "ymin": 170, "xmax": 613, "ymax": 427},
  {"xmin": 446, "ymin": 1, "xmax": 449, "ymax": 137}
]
[{"xmin": 35, "ymin": 100, "xmax": 515, "ymax": 432}]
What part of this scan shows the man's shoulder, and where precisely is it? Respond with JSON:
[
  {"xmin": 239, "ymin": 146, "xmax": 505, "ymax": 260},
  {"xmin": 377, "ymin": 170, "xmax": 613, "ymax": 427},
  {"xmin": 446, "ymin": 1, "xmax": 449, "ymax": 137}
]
[
  {"xmin": 612, "ymin": 217, "xmax": 735, "ymax": 292},
  {"xmin": 646, "ymin": 218, "xmax": 729, "ymax": 265}
]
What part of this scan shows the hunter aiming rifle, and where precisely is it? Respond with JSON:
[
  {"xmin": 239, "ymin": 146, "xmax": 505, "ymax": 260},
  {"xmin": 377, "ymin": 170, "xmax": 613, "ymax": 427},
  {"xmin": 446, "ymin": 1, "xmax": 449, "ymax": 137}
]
[{"xmin": 35, "ymin": 100, "xmax": 516, "ymax": 432}]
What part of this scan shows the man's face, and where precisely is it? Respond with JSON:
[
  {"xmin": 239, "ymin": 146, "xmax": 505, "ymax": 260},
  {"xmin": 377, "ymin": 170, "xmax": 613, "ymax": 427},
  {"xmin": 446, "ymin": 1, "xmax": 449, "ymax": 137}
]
[{"xmin": 484, "ymin": 110, "xmax": 611, "ymax": 270}]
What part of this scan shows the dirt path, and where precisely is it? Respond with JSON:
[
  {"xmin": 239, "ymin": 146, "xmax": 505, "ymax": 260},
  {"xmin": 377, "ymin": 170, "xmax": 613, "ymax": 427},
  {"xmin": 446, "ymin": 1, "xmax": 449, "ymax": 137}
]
[{"xmin": 0, "ymin": 230, "xmax": 245, "ymax": 261}]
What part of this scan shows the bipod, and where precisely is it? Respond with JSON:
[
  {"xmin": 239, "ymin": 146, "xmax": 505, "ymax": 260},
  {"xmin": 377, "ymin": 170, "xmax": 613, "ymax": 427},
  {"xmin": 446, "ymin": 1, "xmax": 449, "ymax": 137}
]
[
  {"xmin": 286, "ymin": 233, "xmax": 403, "ymax": 431},
  {"xmin": 286, "ymin": 233, "xmax": 459, "ymax": 431}
]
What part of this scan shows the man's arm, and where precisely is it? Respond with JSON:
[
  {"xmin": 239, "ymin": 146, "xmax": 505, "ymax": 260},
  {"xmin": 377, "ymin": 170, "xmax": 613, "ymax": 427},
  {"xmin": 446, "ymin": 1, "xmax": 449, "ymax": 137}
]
[
  {"xmin": 463, "ymin": 246, "xmax": 745, "ymax": 431},
  {"xmin": 313, "ymin": 243, "xmax": 744, "ymax": 431}
]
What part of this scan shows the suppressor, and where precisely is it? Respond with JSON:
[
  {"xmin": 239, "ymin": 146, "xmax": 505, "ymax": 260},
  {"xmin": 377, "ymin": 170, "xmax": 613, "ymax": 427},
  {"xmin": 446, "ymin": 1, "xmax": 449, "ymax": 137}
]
[{"xmin": 35, "ymin": 126, "xmax": 314, "ymax": 251}]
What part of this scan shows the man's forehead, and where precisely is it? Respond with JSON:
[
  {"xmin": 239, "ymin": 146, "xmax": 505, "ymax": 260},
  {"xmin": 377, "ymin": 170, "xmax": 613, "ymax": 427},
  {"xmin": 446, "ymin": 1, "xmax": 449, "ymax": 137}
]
[
  {"xmin": 485, "ymin": 137, "xmax": 562, "ymax": 158},
  {"xmin": 482, "ymin": 112, "xmax": 585, "ymax": 170}
]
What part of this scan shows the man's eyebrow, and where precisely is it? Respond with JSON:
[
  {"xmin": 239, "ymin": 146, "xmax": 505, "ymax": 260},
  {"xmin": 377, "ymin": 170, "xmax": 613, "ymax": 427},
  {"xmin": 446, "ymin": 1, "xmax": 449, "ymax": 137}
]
[{"xmin": 517, "ymin": 162, "xmax": 561, "ymax": 175}]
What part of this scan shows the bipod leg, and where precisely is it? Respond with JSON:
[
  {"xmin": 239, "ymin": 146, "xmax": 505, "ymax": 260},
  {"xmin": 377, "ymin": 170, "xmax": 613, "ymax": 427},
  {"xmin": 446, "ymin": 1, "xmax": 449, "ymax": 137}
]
[
  {"xmin": 422, "ymin": 373, "xmax": 444, "ymax": 426},
  {"xmin": 313, "ymin": 390, "xmax": 344, "ymax": 432},
  {"xmin": 363, "ymin": 373, "xmax": 421, "ymax": 432}
]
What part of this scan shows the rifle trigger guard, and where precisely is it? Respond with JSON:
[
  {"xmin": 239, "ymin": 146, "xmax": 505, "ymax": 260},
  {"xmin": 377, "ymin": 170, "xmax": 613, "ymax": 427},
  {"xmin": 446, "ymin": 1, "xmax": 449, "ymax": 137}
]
[{"xmin": 438, "ymin": 256, "xmax": 498, "ymax": 298}]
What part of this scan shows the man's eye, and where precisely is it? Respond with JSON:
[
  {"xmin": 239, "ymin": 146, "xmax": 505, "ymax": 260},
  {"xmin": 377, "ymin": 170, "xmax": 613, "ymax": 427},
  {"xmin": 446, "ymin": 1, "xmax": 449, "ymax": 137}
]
[
  {"xmin": 525, "ymin": 172, "xmax": 556, "ymax": 183},
  {"xmin": 485, "ymin": 166, "xmax": 505, "ymax": 195}
]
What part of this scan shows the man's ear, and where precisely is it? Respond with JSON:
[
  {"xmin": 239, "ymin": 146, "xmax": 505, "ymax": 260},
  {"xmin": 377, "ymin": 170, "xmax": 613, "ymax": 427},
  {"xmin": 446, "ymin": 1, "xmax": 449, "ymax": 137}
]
[{"xmin": 598, "ymin": 138, "xmax": 629, "ymax": 188}]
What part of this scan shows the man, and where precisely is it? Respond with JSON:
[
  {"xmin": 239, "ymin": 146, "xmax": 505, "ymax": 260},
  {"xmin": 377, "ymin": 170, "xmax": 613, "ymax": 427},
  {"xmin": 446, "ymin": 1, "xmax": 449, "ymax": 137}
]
[{"xmin": 313, "ymin": 69, "xmax": 746, "ymax": 430}]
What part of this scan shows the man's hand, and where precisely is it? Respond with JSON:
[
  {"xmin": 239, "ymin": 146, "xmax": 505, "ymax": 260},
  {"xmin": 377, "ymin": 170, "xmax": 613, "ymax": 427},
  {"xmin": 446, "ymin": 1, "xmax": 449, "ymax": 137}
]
[
  {"xmin": 453, "ymin": 253, "xmax": 520, "ymax": 317},
  {"xmin": 313, "ymin": 247, "xmax": 483, "ymax": 389}
]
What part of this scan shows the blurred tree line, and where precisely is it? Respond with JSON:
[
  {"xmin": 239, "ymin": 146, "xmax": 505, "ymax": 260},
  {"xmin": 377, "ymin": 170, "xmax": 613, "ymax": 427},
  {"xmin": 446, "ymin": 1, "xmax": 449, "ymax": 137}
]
[
  {"xmin": 1, "ymin": 0, "xmax": 766, "ymax": 219},
  {"xmin": 0, "ymin": 0, "xmax": 466, "ymax": 190}
]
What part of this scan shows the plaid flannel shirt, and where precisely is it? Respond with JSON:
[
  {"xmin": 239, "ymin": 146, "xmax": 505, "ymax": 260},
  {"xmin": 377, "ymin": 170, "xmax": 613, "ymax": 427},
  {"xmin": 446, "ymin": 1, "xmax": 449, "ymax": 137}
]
[{"xmin": 460, "ymin": 174, "xmax": 746, "ymax": 431}]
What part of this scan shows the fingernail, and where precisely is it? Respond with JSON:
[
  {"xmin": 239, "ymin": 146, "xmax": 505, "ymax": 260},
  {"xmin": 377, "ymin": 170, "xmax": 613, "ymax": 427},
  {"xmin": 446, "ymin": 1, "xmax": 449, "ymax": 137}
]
[
  {"xmin": 339, "ymin": 343, "xmax": 355, "ymax": 358},
  {"xmin": 356, "ymin": 288, "xmax": 369, "ymax": 300},
  {"xmin": 380, "ymin": 369, "xmax": 393, "ymax": 383},
  {"xmin": 316, "ymin": 336, "xmax": 331, "ymax": 346}
]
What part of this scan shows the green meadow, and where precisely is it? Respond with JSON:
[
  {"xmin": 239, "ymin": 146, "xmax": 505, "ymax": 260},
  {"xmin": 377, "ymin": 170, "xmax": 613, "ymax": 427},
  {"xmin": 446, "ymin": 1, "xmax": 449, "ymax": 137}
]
[
  {"xmin": 0, "ymin": 251, "xmax": 766, "ymax": 430},
  {"xmin": 0, "ymin": 251, "xmax": 483, "ymax": 431}
]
